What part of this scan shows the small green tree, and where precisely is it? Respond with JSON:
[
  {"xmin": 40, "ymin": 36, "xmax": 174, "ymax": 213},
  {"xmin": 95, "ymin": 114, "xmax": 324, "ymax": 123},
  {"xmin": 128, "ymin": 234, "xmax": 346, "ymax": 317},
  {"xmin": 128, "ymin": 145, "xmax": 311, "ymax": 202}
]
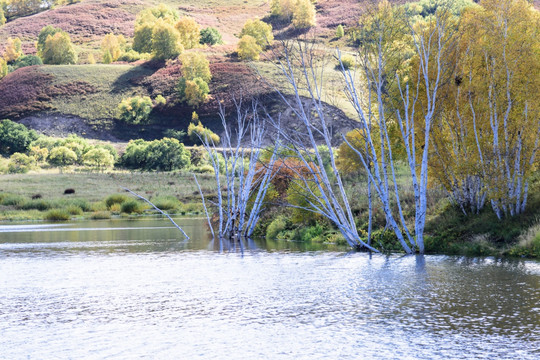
[
  {"xmin": 0, "ymin": 57, "xmax": 8, "ymax": 80},
  {"xmin": 83, "ymin": 148, "xmax": 114, "ymax": 170},
  {"xmin": 336, "ymin": 24, "xmax": 344, "ymax": 38},
  {"xmin": 145, "ymin": 138, "xmax": 191, "ymax": 171},
  {"xmin": 239, "ymin": 18, "xmax": 273, "ymax": 48},
  {"xmin": 118, "ymin": 96, "xmax": 153, "ymax": 124},
  {"xmin": 184, "ymin": 77, "xmax": 209, "ymax": 107},
  {"xmin": 188, "ymin": 122, "xmax": 220, "ymax": 144},
  {"xmin": 133, "ymin": 23, "xmax": 154, "ymax": 54},
  {"xmin": 41, "ymin": 32, "xmax": 77, "ymax": 65},
  {"xmin": 0, "ymin": 7, "xmax": 5, "ymax": 26},
  {"xmin": 237, "ymin": 35, "xmax": 261, "ymax": 61},
  {"xmin": 152, "ymin": 19, "xmax": 183, "ymax": 60},
  {"xmin": 8, "ymin": 153, "xmax": 35, "ymax": 174},
  {"xmin": 180, "ymin": 52, "xmax": 211, "ymax": 82},
  {"xmin": 135, "ymin": 3, "xmax": 179, "ymax": 27},
  {"xmin": 200, "ymin": 27, "xmax": 223, "ymax": 46},
  {"xmin": 175, "ymin": 17, "xmax": 200, "ymax": 49},
  {"xmin": 11, "ymin": 55, "xmax": 42, "ymax": 70},
  {"xmin": 37, "ymin": 25, "xmax": 62, "ymax": 56},
  {"xmin": 292, "ymin": 0, "xmax": 316, "ymax": 29},
  {"xmin": 48, "ymin": 146, "xmax": 77, "ymax": 168},
  {"xmin": 0, "ymin": 119, "xmax": 38, "ymax": 156}
]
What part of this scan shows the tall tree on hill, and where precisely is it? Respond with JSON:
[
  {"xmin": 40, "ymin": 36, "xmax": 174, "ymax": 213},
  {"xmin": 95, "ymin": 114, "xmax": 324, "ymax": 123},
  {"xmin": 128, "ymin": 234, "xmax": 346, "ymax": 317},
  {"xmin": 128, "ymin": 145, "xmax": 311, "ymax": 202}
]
[
  {"xmin": 41, "ymin": 31, "xmax": 77, "ymax": 64},
  {"xmin": 151, "ymin": 19, "xmax": 183, "ymax": 60},
  {"xmin": 175, "ymin": 17, "xmax": 201, "ymax": 50}
]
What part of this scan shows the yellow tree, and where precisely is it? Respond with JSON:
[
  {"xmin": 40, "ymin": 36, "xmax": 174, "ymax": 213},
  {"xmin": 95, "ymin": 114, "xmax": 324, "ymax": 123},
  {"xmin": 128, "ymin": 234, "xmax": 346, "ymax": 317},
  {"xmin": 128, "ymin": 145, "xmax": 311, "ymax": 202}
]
[
  {"xmin": 239, "ymin": 18, "xmax": 273, "ymax": 48},
  {"xmin": 237, "ymin": 35, "xmax": 261, "ymax": 61},
  {"xmin": 3, "ymin": 37, "xmax": 23, "ymax": 62},
  {"xmin": 180, "ymin": 51, "xmax": 211, "ymax": 82},
  {"xmin": 175, "ymin": 17, "xmax": 200, "ymax": 50},
  {"xmin": 452, "ymin": 0, "xmax": 540, "ymax": 218},
  {"xmin": 41, "ymin": 32, "xmax": 77, "ymax": 64},
  {"xmin": 101, "ymin": 33, "xmax": 122, "ymax": 63},
  {"xmin": 292, "ymin": 0, "xmax": 316, "ymax": 29}
]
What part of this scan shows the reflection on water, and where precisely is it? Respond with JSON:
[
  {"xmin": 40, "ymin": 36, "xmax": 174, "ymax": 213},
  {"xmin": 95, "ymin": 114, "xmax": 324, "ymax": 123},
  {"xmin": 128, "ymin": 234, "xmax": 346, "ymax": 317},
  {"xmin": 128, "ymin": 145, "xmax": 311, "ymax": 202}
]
[{"xmin": 0, "ymin": 218, "xmax": 539, "ymax": 359}]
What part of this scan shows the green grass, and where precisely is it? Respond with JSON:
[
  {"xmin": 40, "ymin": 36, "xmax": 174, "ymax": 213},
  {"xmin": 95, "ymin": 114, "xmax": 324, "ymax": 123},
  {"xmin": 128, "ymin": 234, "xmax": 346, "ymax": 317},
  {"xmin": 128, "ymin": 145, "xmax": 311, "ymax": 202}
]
[{"xmin": 40, "ymin": 65, "xmax": 154, "ymax": 121}]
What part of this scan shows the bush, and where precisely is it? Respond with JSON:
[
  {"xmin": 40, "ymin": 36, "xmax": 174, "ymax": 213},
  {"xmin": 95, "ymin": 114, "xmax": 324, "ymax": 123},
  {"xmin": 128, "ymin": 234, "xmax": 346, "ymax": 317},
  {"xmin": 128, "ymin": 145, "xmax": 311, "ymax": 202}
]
[
  {"xmin": 266, "ymin": 215, "xmax": 289, "ymax": 239},
  {"xmin": 83, "ymin": 148, "xmax": 115, "ymax": 170},
  {"xmin": 67, "ymin": 205, "xmax": 83, "ymax": 216},
  {"xmin": 152, "ymin": 19, "xmax": 183, "ymax": 60},
  {"xmin": 105, "ymin": 194, "xmax": 129, "ymax": 209},
  {"xmin": 184, "ymin": 78, "xmax": 210, "ymax": 107},
  {"xmin": 151, "ymin": 196, "xmax": 181, "ymax": 211},
  {"xmin": 1, "ymin": 194, "xmax": 26, "ymax": 207},
  {"xmin": 336, "ymin": 25, "xmax": 344, "ymax": 39},
  {"xmin": 48, "ymin": 146, "xmax": 77, "ymax": 167},
  {"xmin": 180, "ymin": 52, "xmax": 211, "ymax": 82},
  {"xmin": 175, "ymin": 17, "xmax": 201, "ymax": 49},
  {"xmin": 339, "ymin": 55, "xmax": 355, "ymax": 70},
  {"xmin": 19, "ymin": 199, "xmax": 51, "ymax": 211},
  {"xmin": 8, "ymin": 152, "xmax": 35, "ymax": 173},
  {"xmin": 118, "ymin": 50, "xmax": 147, "ymax": 62},
  {"xmin": 118, "ymin": 96, "xmax": 153, "ymax": 124},
  {"xmin": 240, "ymin": 18, "xmax": 273, "ymax": 48},
  {"xmin": 121, "ymin": 138, "xmax": 191, "ymax": 171},
  {"xmin": 90, "ymin": 211, "xmax": 112, "ymax": 220},
  {"xmin": 200, "ymin": 27, "xmax": 223, "ymax": 46},
  {"xmin": 121, "ymin": 200, "xmax": 143, "ymax": 214},
  {"xmin": 41, "ymin": 32, "xmax": 77, "ymax": 65},
  {"xmin": 0, "ymin": 120, "xmax": 38, "ymax": 156},
  {"xmin": 237, "ymin": 35, "xmax": 262, "ymax": 61},
  {"xmin": 163, "ymin": 129, "xmax": 185, "ymax": 141},
  {"xmin": 188, "ymin": 122, "xmax": 220, "ymax": 144},
  {"xmin": 11, "ymin": 55, "xmax": 42, "ymax": 70},
  {"xmin": 44, "ymin": 209, "xmax": 71, "ymax": 221}
]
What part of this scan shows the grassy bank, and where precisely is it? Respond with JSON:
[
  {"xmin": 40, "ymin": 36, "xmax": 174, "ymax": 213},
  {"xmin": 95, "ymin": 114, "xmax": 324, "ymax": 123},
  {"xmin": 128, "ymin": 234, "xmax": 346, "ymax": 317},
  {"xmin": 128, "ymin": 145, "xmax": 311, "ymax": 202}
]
[{"xmin": 0, "ymin": 171, "xmax": 217, "ymax": 221}]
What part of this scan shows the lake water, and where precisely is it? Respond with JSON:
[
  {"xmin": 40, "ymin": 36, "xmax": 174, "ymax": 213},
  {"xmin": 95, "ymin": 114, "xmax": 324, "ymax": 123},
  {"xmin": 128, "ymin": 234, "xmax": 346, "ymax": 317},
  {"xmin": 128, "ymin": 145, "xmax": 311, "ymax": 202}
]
[{"xmin": 1, "ymin": 218, "xmax": 539, "ymax": 359}]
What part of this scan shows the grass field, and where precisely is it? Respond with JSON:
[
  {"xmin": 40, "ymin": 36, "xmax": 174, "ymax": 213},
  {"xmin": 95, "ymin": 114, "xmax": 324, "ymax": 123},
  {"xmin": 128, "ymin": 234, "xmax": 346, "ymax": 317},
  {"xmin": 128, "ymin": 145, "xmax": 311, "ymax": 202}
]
[{"xmin": 0, "ymin": 171, "xmax": 218, "ymax": 221}]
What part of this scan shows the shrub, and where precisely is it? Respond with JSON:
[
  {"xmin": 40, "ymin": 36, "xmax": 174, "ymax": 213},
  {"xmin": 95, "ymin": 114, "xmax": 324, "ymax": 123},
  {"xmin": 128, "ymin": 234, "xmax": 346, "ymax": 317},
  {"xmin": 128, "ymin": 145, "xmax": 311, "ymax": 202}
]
[
  {"xmin": 240, "ymin": 18, "xmax": 273, "ymax": 48},
  {"xmin": 163, "ymin": 129, "xmax": 185, "ymax": 141},
  {"xmin": 121, "ymin": 200, "xmax": 143, "ymax": 214},
  {"xmin": 101, "ymin": 33, "xmax": 125, "ymax": 63},
  {"xmin": 118, "ymin": 50, "xmax": 146, "ymax": 62},
  {"xmin": 118, "ymin": 96, "xmax": 153, "ymax": 124},
  {"xmin": 11, "ymin": 55, "xmax": 42, "ymax": 70},
  {"xmin": 121, "ymin": 138, "xmax": 191, "ymax": 171},
  {"xmin": 8, "ymin": 153, "xmax": 36, "ymax": 174},
  {"xmin": 0, "ymin": 58, "xmax": 7, "ymax": 80},
  {"xmin": 154, "ymin": 94, "xmax": 166, "ymax": 106},
  {"xmin": 152, "ymin": 19, "xmax": 183, "ymax": 60},
  {"xmin": 44, "ymin": 209, "xmax": 71, "ymax": 221},
  {"xmin": 237, "ymin": 35, "xmax": 262, "ymax": 61},
  {"xmin": 91, "ymin": 211, "xmax": 111, "ymax": 220},
  {"xmin": 200, "ymin": 27, "xmax": 223, "ymax": 46},
  {"xmin": 266, "ymin": 215, "xmax": 288, "ymax": 239},
  {"xmin": 151, "ymin": 196, "xmax": 181, "ymax": 211},
  {"xmin": 41, "ymin": 32, "xmax": 78, "ymax": 65},
  {"xmin": 48, "ymin": 146, "xmax": 77, "ymax": 167},
  {"xmin": 188, "ymin": 122, "xmax": 220, "ymax": 144},
  {"xmin": 37, "ymin": 25, "xmax": 63, "ymax": 56},
  {"xmin": 0, "ymin": 119, "xmax": 38, "ymax": 156},
  {"xmin": 19, "ymin": 199, "xmax": 51, "ymax": 211},
  {"xmin": 83, "ymin": 148, "xmax": 114, "ymax": 170},
  {"xmin": 184, "ymin": 78, "xmax": 209, "ymax": 107},
  {"xmin": 67, "ymin": 205, "xmax": 83, "ymax": 216},
  {"xmin": 3, "ymin": 37, "xmax": 23, "ymax": 63},
  {"xmin": 180, "ymin": 52, "xmax": 211, "ymax": 82},
  {"xmin": 336, "ymin": 25, "xmax": 344, "ymax": 39},
  {"xmin": 175, "ymin": 17, "xmax": 201, "ymax": 49},
  {"xmin": 1, "ymin": 194, "xmax": 25, "ymax": 207},
  {"xmin": 339, "ymin": 55, "xmax": 355, "ymax": 70},
  {"xmin": 105, "ymin": 194, "xmax": 129, "ymax": 209},
  {"xmin": 292, "ymin": 0, "xmax": 316, "ymax": 29},
  {"xmin": 133, "ymin": 23, "xmax": 154, "ymax": 54}
]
